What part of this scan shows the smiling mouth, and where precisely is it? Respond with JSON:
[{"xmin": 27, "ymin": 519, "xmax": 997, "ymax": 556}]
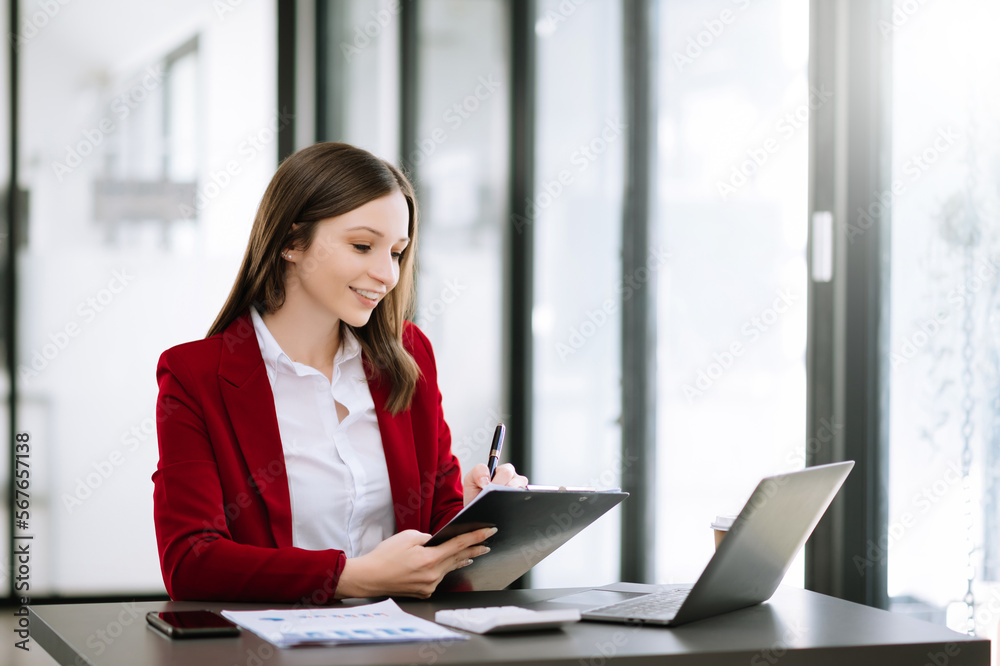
[{"xmin": 351, "ymin": 287, "xmax": 384, "ymax": 302}]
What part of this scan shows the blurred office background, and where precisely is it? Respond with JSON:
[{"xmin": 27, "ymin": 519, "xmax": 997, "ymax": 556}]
[{"xmin": 1, "ymin": 0, "xmax": 999, "ymax": 646}]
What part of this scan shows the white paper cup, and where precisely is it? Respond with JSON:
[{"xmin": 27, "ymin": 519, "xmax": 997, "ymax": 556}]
[{"xmin": 710, "ymin": 514, "xmax": 737, "ymax": 550}]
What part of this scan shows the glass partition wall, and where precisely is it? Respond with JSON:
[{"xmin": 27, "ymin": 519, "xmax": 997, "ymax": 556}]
[
  {"xmin": 318, "ymin": 0, "xmax": 509, "ymax": 497},
  {"xmin": 14, "ymin": 0, "xmax": 277, "ymax": 594},
  {"xmin": 529, "ymin": 0, "xmax": 626, "ymax": 587},
  {"xmin": 318, "ymin": 0, "xmax": 400, "ymax": 161},
  {"xmin": 654, "ymin": 0, "xmax": 810, "ymax": 586},
  {"xmin": 886, "ymin": 0, "xmax": 1000, "ymax": 639},
  {"xmin": 411, "ymin": 0, "xmax": 510, "ymax": 481}
]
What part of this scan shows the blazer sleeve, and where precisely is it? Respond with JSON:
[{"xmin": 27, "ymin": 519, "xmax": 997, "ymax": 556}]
[{"xmin": 153, "ymin": 347, "xmax": 346, "ymax": 604}]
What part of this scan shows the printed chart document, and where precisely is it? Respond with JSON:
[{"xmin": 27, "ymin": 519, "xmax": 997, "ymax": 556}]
[{"xmin": 221, "ymin": 599, "xmax": 467, "ymax": 648}]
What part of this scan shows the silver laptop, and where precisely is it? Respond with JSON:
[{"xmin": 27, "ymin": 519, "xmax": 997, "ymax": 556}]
[{"xmin": 545, "ymin": 461, "xmax": 854, "ymax": 626}]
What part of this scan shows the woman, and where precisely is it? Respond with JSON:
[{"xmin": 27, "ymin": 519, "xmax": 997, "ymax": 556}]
[{"xmin": 153, "ymin": 142, "xmax": 526, "ymax": 603}]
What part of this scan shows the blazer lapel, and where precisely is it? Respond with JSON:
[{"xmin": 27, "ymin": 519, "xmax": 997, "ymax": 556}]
[
  {"xmin": 367, "ymin": 357, "xmax": 421, "ymax": 532},
  {"xmin": 217, "ymin": 314, "xmax": 294, "ymax": 548}
]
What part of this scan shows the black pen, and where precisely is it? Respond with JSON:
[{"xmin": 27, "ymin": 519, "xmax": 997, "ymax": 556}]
[{"xmin": 487, "ymin": 423, "xmax": 506, "ymax": 481}]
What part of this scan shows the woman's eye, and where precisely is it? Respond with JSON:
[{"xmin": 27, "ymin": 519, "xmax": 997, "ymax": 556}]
[
  {"xmin": 391, "ymin": 251, "xmax": 403, "ymax": 261},
  {"xmin": 352, "ymin": 244, "xmax": 371, "ymax": 252}
]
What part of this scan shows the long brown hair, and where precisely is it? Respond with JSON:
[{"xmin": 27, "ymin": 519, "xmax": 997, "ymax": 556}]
[{"xmin": 208, "ymin": 142, "xmax": 420, "ymax": 414}]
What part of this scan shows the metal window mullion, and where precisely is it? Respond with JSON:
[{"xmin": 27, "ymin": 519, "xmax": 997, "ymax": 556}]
[
  {"xmin": 276, "ymin": 0, "xmax": 297, "ymax": 161},
  {"xmin": 507, "ymin": 0, "xmax": 535, "ymax": 484},
  {"xmin": 619, "ymin": 0, "xmax": 657, "ymax": 585},
  {"xmin": 506, "ymin": 0, "xmax": 536, "ymax": 589},
  {"xmin": 398, "ymin": 0, "xmax": 418, "ymax": 178},
  {"xmin": 315, "ymin": 0, "xmax": 346, "ymax": 142},
  {"xmin": 806, "ymin": 0, "xmax": 891, "ymax": 609},
  {"xmin": 6, "ymin": 0, "xmax": 19, "ymax": 605}
]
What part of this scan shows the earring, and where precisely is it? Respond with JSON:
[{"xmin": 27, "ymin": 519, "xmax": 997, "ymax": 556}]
[{"xmin": 282, "ymin": 252, "xmax": 290, "ymax": 259}]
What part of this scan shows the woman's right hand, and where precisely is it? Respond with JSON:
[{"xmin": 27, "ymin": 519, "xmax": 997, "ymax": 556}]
[{"xmin": 335, "ymin": 526, "xmax": 497, "ymax": 599}]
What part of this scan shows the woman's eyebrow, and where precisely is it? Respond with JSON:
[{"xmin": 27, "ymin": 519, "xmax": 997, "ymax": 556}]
[{"xmin": 344, "ymin": 225, "xmax": 409, "ymax": 244}]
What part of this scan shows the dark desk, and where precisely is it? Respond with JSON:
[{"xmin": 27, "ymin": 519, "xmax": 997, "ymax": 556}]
[{"xmin": 29, "ymin": 585, "xmax": 990, "ymax": 666}]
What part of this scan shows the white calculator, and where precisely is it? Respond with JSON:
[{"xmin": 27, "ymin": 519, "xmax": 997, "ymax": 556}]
[{"xmin": 434, "ymin": 606, "xmax": 581, "ymax": 634}]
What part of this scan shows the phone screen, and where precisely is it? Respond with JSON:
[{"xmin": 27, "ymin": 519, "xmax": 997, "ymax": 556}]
[{"xmin": 146, "ymin": 610, "xmax": 240, "ymax": 638}]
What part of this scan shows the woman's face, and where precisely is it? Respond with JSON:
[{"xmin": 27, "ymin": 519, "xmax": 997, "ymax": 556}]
[{"xmin": 285, "ymin": 189, "xmax": 410, "ymax": 328}]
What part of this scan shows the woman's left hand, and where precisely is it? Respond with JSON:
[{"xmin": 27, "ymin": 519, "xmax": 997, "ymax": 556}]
[{"xmin": 463, "ymin": 463, "xmax": 528, "ymax": 506}]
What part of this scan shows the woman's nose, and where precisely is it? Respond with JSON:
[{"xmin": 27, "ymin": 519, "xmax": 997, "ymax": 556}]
[{"xmin": 369, "ymin": 250, "xmax": 398, "ymax": 286}]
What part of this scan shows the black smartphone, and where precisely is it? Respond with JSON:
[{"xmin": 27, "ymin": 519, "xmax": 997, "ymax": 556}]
[{"xmin": 146, "ymin": 610, "xmax": 241, "ymax": 639}]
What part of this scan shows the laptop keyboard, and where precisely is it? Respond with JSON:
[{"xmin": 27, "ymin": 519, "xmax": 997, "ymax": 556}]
[{"xmin": 588, "ymin": 588, "xmax": 690, "ymax": 621}]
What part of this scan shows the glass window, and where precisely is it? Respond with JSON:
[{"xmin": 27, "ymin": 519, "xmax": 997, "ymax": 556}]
[
  {"xmin": 320, "ymin": 0, "xmax": 401, "ymax": 160},
  {"xmin": 530, "ymin": 0, "xmax": 625, "ymax": 588},
  {"xmin": 655, "ymin": 0, "xmax": 810, "ymax": 586},
  {"xmin": 887, "ymin": 0, "xmax": 1000, "ymax": 638},
  {"xmin": 18, "ymin": 0, "xmax": 277, "ymax": 594},
  {"xmin": 411, "ymin": 0, "xmax": 509, "ymax": 477}
]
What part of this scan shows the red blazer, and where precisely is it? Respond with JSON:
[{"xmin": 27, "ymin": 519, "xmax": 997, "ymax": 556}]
[{"xmin": 152, "ymin": 313, "xmax": 464, "ymax": 603}]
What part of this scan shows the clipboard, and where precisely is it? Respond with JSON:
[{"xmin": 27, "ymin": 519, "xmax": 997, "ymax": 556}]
[{"xmin": 425, "ymin": 484, "xmax": 628, "ymax": 592}]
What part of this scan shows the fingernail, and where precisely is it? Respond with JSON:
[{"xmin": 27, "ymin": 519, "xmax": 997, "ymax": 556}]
[
  {"xmin": 488, "ymin": 527, "xmax": 498, "ymax": 536},
  {"xmin": 482, "ymin": 546, "xmax": 491, "ymax": 554},
  {"xmin": 464, "ymin": 559, "xmax": 474, "ymax": 567},
  {"xmin": 479, "ymin": 476, "xmax": 490, "ymax": 486}
]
